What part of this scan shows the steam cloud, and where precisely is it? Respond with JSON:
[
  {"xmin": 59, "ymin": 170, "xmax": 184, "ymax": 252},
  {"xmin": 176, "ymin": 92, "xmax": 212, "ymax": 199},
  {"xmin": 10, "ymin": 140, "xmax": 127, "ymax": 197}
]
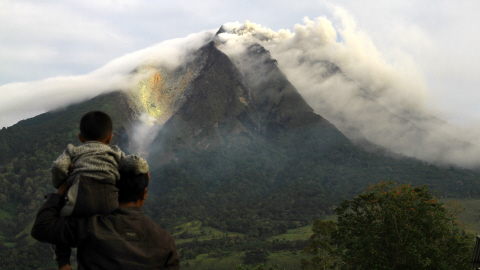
[
  {"xmin": 129, "ymin": 113, "xmax": 163, "ymax": 158},
  {"xmin": 2, "ymin": 7, "xmax": 479, "ymax": 168}
]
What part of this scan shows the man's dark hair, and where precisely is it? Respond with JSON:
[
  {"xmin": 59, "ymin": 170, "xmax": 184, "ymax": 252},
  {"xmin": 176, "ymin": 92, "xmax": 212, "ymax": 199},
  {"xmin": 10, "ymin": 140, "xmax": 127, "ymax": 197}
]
[
  {"xmin": 79, "ymin": 111, "xmax": 112, "ymax": 141},
  {"xmin": 116, "ymin": 170, "xmax": 149, "ymax": 203}
]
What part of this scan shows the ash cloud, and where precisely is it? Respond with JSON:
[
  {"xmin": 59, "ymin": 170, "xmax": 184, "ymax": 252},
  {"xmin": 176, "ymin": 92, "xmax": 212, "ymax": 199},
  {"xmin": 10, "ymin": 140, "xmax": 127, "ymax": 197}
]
[{"xmin": 216, "ymin": 8, "xmax": 480, "ymax": 169}]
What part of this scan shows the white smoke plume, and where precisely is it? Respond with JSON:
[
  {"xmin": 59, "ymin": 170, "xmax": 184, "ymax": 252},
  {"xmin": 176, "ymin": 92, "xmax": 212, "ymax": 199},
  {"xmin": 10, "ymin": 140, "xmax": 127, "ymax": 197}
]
[
  {"xmin": 0, "ymin": 30, "xmax": 215, "ymax": 128},
  {"xmin": 129, "ymin": 113, "xmax": 163, "ymax": 158},
  {"xmin": 215, "ymin": 7, "xmax": 480, "ymax": 169}
]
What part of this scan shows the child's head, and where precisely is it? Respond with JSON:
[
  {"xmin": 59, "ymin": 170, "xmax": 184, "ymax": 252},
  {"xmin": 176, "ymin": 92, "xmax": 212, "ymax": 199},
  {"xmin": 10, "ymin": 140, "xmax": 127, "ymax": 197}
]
[{"xmin": 79, "ymin": 111, "xmax": 113, "ymax": 144}]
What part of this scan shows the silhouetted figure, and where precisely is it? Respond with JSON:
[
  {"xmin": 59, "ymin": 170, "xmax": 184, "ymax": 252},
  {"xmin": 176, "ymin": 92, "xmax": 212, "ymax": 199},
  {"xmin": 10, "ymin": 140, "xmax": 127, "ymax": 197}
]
[
  {"xmin": 49, "ymin": 111, "xmax": 149, "ymax": 267},
  {"xmin": 32, "ymin": 169, "xmax": 179, "ymax": 269}
]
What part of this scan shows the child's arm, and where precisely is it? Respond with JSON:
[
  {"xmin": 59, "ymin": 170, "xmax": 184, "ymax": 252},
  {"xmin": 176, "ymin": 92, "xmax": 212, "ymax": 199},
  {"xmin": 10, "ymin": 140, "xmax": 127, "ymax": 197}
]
[
  {"xmin": 119, "ymin": 154, "xmax": 149, "ymax": 174},
  {"xmin": 50, "ymin": 145, "xmax": 74, "ymax": 188},
  {"xmin": 112, "ymin": 146, "xmax": 149, "ymax": 174}
]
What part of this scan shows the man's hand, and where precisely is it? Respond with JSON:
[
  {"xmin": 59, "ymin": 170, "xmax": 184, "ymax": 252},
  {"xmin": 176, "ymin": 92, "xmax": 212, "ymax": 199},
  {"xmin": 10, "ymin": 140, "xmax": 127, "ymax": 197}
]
[
  {"xmin": 59, "ymin": 264, "xmax": 72, "ymax": 270},
  {"xmin": 56, "ymin": 182, "xmax": 69, "ymax": 196}
]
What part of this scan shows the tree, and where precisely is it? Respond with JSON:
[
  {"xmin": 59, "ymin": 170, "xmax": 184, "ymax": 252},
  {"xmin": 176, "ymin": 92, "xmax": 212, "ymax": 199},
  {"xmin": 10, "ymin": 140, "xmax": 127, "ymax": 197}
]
[
  {"xmin": 333, "ymin": 180, "xmax": 473, "ymax": 270},
  {"xmin": 235, "ymin": 264, "xmax": 284, "ymax": 270},
  {"xmin": 244, "ymin": 249, "xmax": 269, "ymax": 265},
  {"xmin": 301, "ymin": 219, "xmax": 342, "ymax": 270}
]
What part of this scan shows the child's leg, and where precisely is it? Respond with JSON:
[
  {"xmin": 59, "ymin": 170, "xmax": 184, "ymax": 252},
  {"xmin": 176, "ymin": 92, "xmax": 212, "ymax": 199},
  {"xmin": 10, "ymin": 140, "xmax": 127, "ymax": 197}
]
[
  {"xmin": 52, "ymin": 179, "xmax": 79, "ymax": 267},
  {"xmin": 52, "ymin": 175, "xmax": 118, "ymax": 267},
  {"xmin": 63, "ymin": 175, "xmax": 118, "ymax": 217},
  {"xmin": 60, "ymin": 179, "xmax": 80, "ymax": 216}
]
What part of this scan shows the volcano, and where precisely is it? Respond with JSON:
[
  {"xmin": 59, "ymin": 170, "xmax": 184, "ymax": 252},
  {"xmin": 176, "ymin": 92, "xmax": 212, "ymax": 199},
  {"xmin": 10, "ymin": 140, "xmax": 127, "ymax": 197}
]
[
  {"xmin": 0, "ymin": 25, "xmax": 480, "ymax": 269},
  {"xmin": 70, "ymin": 31, "xmax": 480, "ymax": 233}
]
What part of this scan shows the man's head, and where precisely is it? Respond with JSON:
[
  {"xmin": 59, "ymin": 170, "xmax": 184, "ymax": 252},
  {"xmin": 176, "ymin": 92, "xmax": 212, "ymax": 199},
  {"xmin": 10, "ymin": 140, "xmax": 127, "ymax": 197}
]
[
  {"xmin": 79, "ymin": 111, "xmax": 113, "ymax": 144},
  {"xmin": 116, "ymin": 170, "xmax": 150, "ymax": 205}
]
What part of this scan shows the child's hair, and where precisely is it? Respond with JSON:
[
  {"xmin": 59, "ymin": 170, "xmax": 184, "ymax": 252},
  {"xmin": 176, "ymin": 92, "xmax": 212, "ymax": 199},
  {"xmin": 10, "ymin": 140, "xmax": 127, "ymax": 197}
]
[
  {"xmin": 80, "ymin": 111, "xmax": 113, "ymax": 141},
  {"xmin": 116, "ymin": 170, "xmax": 149, "ymax": 203}
]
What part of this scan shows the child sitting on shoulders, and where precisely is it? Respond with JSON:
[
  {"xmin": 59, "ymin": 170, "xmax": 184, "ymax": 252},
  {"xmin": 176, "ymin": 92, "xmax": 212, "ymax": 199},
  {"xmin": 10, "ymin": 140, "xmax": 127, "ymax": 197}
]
[{"xmin": 50, "ymin": 111, "xmax": 149, "ymax": 268}]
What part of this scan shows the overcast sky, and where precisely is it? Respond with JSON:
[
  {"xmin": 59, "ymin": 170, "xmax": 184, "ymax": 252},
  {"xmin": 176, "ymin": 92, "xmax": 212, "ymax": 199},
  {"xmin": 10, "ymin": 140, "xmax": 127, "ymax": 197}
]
[{"xmin": 1, "ymin": 0, "xmax": 479, "ymax": 128}]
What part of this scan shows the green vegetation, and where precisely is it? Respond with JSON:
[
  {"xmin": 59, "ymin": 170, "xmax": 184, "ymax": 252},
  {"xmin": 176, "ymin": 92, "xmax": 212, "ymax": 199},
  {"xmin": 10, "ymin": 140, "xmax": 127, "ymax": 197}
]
[
  {"xmin": 0, "ymin": 242, "xmax": 57, "ymax": 269},
  {"xmin": 1, "ymin": 91, "xmax": 480, "ymax": 269},
  {"xmin": 183, "ymin": 253, "xmax": 243, "ymax": 269},
  {"xmin": 172, "ymin": 221, "xmax": 244, "ymax": 245},
  {"xmin": 270, "ymin": 225, "xmax": 312, "ymax": 241},
  {"xmin": 448, "ymin": 198, "xmax": 480, "ymax": 235},
  {"xmin": 0, "ymin": 210, "xmax": 12, "ymax": 219},
  {"xmin": 302, "ymin": 181, "xmax": 474, "ymax": 270},
  {"xmin": 0, "ymin": 91, "xmax": 133, "ymax": 263},
  {"xmin": 146, "ymin": 119, "xmax": 480, "ymax": 243},
  {"xmin": 301, "ymin": 219, "xmax": 340, "ymax": 270},
  {"xmin": 179, "ymin": 237, "xmax": 308, "ymax": 270},
  {"xmin": 0, "ymin": 210, "xmax": 13, "ymax": 241}
]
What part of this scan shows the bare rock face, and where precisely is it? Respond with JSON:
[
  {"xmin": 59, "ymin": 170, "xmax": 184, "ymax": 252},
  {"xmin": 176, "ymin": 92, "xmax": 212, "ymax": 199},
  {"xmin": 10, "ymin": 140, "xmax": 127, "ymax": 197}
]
[
  {"xmin": 120, "ymin": 35, "xmax": 348, "ymax": 169},
  {"xmin": 146, "ymin": 41, "xmax": 261, "ymax": 165}
]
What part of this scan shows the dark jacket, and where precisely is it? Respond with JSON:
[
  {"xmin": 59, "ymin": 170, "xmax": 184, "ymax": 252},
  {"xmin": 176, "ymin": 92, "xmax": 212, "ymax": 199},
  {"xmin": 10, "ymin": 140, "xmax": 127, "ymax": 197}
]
[{"xmin": 31, "ymin": 193, "xmax": 180, "ymax": 270}]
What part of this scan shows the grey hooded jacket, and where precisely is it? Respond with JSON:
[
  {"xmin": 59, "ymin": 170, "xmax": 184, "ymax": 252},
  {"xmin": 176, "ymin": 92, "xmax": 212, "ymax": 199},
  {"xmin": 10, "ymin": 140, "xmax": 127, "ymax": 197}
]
[
  {"xmin": 50, "ymin": 141, "xmax": 149, "ymax": 217},
  {"xmin": 51, "ymin": 141, "xmax": 149, "ymax": 188}
]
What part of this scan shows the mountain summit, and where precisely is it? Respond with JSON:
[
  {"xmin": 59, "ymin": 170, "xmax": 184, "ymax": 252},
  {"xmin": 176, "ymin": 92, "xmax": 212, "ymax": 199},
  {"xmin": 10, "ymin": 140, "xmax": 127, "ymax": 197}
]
[{"xmin": 145, "ymin": 40, "xmax": 341, "ymax": 167}]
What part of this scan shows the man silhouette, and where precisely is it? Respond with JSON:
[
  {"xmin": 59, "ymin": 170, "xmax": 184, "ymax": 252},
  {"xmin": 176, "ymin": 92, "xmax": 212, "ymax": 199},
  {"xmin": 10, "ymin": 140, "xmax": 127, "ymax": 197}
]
[{"xmin": 32, "ymin": 169, "xmax": 179, "ymax": 270}]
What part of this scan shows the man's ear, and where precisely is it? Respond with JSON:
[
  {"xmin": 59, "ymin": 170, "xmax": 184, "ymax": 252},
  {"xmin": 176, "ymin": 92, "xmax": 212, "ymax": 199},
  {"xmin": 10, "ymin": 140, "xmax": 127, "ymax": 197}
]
[
  {"xmin": 105, "ymin": 134, "xmax": 113, "ymax": 145},
  {"xmin": 78, "ymin": 134, "xmax": 86, "ymax": 143},
  {"xmin": 141, "ymin": 187, "xmax": 148, "ymax": 201}
]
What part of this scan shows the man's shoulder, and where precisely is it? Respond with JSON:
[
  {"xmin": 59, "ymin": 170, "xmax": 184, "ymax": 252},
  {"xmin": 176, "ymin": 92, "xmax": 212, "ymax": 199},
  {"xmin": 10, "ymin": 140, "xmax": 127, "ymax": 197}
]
[
  {"xmin": 124, "ymin": 210, "xmax": 171, "ymax": 236},
  {"xmin": 94, "ymin": 208, "xmax": 164, "ymax": 230},
  {"xmin": 89, "ymin": 208, "xmax": 175, "ymax": 244},
  {"xmin": 77, "ymin": 208, "xmax": 179, "ymax": 270}
]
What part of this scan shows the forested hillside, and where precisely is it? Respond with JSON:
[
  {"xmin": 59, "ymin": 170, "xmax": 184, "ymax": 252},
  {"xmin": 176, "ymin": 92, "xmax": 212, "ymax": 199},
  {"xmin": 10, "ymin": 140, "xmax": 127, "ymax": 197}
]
[
  {"xmin": 0, "ymin": 92, "xmax": 132, "ymax": 242},
  {"xmin": 146, "ymin": 116, "xmax": 480, "ymax": 237},
  {"xmin": 1, "ymin": 91, "xmax": 479, "ymax": 269}
]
